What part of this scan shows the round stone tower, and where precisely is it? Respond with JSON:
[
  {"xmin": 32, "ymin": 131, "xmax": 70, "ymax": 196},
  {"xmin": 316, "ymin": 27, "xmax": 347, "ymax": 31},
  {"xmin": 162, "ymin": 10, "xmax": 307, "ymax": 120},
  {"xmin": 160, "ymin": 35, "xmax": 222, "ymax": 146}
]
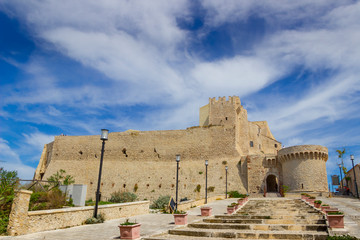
[{"xmin": 278, "ymin": 145, "xmax": 328, "ymax": 192}]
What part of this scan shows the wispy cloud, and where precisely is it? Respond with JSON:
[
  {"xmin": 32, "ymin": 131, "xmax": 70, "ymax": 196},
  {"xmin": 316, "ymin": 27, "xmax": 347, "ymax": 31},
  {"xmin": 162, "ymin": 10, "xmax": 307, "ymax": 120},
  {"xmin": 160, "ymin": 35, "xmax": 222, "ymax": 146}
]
[{"xmin": 0, "ymin": 0, "xmax": 360, "ymax": 181}]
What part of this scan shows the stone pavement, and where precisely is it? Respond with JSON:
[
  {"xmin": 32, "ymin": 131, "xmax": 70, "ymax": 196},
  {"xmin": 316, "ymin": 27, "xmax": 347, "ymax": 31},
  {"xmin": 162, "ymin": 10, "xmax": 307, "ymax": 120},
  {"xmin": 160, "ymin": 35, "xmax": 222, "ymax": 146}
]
[
  {"xmin": 1, "ymin": 196, "xmax": 360, "ymax": 240},
  {"xmin": 317, "ymin": 196, "xmax": 360, "ymax": 238},
  {"xmin": 0, "ymin": 198, "xmax": 237, "ymax": 240}
]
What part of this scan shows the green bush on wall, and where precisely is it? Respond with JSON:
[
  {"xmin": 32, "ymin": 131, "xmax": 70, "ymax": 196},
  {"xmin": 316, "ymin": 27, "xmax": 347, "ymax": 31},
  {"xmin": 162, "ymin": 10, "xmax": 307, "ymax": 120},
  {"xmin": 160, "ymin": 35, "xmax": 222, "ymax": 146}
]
[
  {"xmin": 109, "ymin": 191, "xmax": 137, "ymax": 203},
  {"xmin": 150, "ymin": 195, "xmax": 170, "ymax": 209}
]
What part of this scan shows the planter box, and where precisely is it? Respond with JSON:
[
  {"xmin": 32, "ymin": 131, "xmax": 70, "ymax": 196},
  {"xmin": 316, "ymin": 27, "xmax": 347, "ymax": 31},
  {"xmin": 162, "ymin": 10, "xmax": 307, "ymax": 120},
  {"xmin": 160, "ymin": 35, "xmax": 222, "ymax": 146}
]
[
  {"xmin": 308, "ymin": 198, "xmax": 315, "ymax": 205},
  {"xmin": 324, "ymin": 208, "xmax": 339, "ymax": 215},
  {"xmin": 327, "ymin": 214, "xmax": 344, "ymax": 228},
  {"xmin": 321, "ymin": 205, "xmax": 330, "ymax": 212},
  {"xmin": 227, "ymin": 207, "xmax": 235, "ymax": 214},
  {"xmin": 200, "ymin": 207, "xmax": 212, "ymax": 216},
  {"xmin": 118, "ymin": 223, "xmax": 141, "ymax": 240},
  {"xmin": 174, "ymin": 214, "xmax": 188, "ymax": 225},
  {"xmin": 314, "ymin": 202, "xmax": 321, "ymax": 208}
]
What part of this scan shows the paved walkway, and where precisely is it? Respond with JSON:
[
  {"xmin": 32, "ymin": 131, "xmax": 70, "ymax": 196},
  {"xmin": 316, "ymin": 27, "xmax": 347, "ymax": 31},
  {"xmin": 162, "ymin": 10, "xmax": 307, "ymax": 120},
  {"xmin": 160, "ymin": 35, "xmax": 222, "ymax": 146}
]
[
  {"xmin": 0, "ymin": 198, "xmax": 236, "ymax": 240},
  {"xmin": 317, "ymin": 196, "xmax": 360, "ymax": 238},
  {"xmin": 1, "ymin": 196, "xmax": 360, "ymax": 239}
]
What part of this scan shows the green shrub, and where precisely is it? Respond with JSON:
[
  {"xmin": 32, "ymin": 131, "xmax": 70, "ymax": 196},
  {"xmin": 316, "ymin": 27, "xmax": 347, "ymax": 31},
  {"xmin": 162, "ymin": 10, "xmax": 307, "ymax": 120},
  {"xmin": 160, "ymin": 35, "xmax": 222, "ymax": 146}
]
[
  {"xmin": 228, "ymin": 191, "xmax": 241, "ymax": 198},
  {"xmin": 85, "ymin": 214, "xmax": 105, "ymax": 224},
  {"xmin": 0, "ymin": 168, "xmax": 19, "ymax": 234},
  {"xmin": 120, "ymin": 218, "xmax": 137, "ymax": 225},
  {"xmin": 150, "ymin": 195, "xmax": 170, "ymax": 209},
  {"xmin": 194, "ymin": 184, "xmax": 201, "ymax": 192},
  {"xmin": 207, "ymin": 186, "xmax": 215, "ymax": 192},
  {"xmin": 314, "ymin": 200, "xmax": 322, "ymax": 204},
  {"xmin": 109, "ymin": 191, "xmax": 137, "ymax": 203}
]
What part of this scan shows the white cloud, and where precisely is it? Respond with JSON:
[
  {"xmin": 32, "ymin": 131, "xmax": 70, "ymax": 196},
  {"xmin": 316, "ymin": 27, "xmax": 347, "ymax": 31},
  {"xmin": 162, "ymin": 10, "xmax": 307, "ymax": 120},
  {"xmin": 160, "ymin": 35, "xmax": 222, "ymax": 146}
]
[
  {"xmin": 0, "ymin": 139, "xmax": 36, "ymax": 180},
  {"xmin": 1, "ymin": 0, "xmax": 360, "ymax": 150},
  {"xmin": 22, "ymin": 132, "xmax": 54, "ymax": 151}
]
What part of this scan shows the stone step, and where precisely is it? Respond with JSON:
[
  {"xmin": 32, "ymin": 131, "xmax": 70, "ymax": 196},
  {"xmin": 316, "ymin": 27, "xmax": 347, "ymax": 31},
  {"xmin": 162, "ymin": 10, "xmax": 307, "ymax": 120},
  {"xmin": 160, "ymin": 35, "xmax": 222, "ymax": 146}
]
[
  {"xmin": 204, "ymin": 218, "xmax": 326, "ymax": 225},
  {"xmin": 189, "ymin": 223, "xmax": 327, "ymax": 232},
  {"xmin": 217, "ymin": 215, "xmax": 324, "ymax": 220},
  {"xmin": 143, "ymin": 236, "xmax": 303, "ymax": 240},
  {"xmin": 167, "ymin": 228, "xmax": 328, "ymax": 239}
]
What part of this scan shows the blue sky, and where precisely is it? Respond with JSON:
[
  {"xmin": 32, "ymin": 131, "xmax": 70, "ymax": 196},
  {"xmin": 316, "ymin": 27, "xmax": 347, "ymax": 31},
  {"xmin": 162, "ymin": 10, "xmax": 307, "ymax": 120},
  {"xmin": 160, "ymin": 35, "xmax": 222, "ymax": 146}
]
[{"xmin": 0, "ymin": 1, "xmax": 360, "ymax": 187}]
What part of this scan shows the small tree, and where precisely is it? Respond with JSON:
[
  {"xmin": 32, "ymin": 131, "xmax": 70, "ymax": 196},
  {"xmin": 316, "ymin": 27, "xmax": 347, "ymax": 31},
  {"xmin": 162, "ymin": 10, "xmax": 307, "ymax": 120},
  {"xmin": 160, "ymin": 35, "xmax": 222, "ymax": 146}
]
[
  {"xmin": 0, "ymin": 168, "xmax": 19, "ymax": 234},
  {"xmin": 336, "ymin": 149, "xmax": 348, "ymax": 187},
  {"xmin": 46, "ymin": 169, "xmax": 75, "ymax": 187}
]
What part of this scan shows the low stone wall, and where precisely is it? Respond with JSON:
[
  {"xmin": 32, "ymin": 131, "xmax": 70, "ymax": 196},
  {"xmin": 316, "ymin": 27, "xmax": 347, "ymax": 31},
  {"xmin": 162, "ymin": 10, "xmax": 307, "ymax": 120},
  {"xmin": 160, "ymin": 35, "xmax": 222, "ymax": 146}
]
[
  {"xmin": 7, "ymin": 190, "xmax": 149, "ymax": 236},
  {"xmin": 177, "ymin": 195, "xmax": 224, "ymax": 211}
]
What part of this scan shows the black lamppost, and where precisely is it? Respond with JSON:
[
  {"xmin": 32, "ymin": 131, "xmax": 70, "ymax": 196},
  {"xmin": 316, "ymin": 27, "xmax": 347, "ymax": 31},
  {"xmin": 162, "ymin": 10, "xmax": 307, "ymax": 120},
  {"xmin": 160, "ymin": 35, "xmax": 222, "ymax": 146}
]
[
  {"xmin": 350, "ymin": 155, "xmax": 359, "ymax": 198},
  {"xmin": 338, "ymin": 163, "xmax": 343, "ymax": 192},
  {"xmin": 205, "ymin": 160, "xmax": 208, "ymax": 204},
  {"xmin": 175, "ymin": 154, "xmax": 180, "ymax": 211},
  {"xmin": 225, "ymin": 166, "xmax": 228, "ymax": 199},
  {"xmin": 94, "ymin": 129, "xmax": 109, "ymax": 218}
]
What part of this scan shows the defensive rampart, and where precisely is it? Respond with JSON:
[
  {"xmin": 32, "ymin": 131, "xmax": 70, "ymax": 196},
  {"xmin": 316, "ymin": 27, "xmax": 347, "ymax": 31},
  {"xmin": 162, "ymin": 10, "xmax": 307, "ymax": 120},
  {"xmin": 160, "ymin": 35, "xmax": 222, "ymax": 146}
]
[{"xmin": 278, "ymin": 145, "xmax": 328, "ymax": 192}]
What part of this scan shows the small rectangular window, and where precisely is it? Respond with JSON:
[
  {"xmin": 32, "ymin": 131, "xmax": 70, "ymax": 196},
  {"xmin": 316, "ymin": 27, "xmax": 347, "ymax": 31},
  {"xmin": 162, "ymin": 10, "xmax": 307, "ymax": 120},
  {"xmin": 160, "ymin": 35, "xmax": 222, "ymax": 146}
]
[
  {"xmin": 250, "ymin": 141, "xmax": 254, "ymax": 147},
  {"xmin": 275, "ymin": 144, "xmax": 278, "ymax": 148}
]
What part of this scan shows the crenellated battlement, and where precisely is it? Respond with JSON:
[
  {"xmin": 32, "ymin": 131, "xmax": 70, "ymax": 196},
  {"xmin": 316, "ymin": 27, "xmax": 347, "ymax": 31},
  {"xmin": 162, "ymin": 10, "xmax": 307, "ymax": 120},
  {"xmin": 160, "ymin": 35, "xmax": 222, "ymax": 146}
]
[
  {"xmin": 209, "ymin": 96, "xmax": 241, "ymax": 106},
  {"xmin": 278, "ymin": 145, "xmax": 328, "ymax": 162}
]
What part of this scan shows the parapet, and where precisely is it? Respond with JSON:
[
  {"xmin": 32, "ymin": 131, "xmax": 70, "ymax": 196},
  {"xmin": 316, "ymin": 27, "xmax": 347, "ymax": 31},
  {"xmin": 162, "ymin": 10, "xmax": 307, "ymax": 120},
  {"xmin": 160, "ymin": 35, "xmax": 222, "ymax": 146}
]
[
  {"xmin": 209, "ymin": 96, "xmax": 241, "ymax": 106},
  {"xmin": 278, "ymin": 145, "xmax": 328, "ymax": 162}
]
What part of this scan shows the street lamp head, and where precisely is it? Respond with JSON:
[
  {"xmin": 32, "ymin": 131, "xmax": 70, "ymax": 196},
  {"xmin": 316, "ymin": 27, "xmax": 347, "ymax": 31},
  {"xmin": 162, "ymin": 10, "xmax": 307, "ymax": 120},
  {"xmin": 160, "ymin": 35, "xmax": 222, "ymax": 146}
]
[
  {"xmin": 350, "ymin": 155, "xmax": 354, "ymax": 161},
  {"xmin": 205, "ymin": 160, "xmax": 208, "ymax": 166},
  {"xmin": 176, "ymin": 154, "xmax": 180, "ymax": 162},
  {"xmin": 338, "ymin": 163, "xmax": 342, "ymax": 168},
  {"xmin": 225, "ymin": 166, "xmax": 228, "ymax": 170},
  {"xmin": 100, "ymin": 129, "xmax": 109, "ymax": 141}
]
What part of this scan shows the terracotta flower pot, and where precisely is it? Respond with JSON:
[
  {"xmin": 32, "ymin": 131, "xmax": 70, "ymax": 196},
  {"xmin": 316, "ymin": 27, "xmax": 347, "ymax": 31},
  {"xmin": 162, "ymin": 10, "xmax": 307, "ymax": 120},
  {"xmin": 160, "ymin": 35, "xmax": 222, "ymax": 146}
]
[
  {"xmin": 118, "ymin": 223, "xmax": 141, "ymax": 240},
  {"xmin": 308, "ymin": 198, "xmax": 315, "ymax": 205},
  {"xmin": 238, "ymin": 198, "xmax": 244, "ymax": 205},
  {"xmin": 314, "ymin": 202, "xmax": 321, "ymax": 208},
  {"xmin": 324, "ymin": 208, "xmax": 339, "ymax": 215},
  {"xmin": 227, "ymin": 206, "xmax": 235, "ymax": 214},
  {"xmin": 321, "ymin": 205, "xmax": 330, "ymax": 212},
  {"xmin": 327, "ymin": 214, "xmax": 344, "ymax": 228},
  {"xmin": 174, "ymin": 214, "xmax": 188, "ymax": 225},
  {"xmin": 200, "ymin": 207, "xmax": 212, "ymax": 216}
]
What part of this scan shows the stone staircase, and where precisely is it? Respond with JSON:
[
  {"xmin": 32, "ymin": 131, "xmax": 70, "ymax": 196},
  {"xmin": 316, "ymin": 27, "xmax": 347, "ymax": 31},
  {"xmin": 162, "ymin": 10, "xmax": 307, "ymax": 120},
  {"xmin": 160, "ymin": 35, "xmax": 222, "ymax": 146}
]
[{"xmin": 143, "ymin": 199, "xmax": 328, "ymax": 240}]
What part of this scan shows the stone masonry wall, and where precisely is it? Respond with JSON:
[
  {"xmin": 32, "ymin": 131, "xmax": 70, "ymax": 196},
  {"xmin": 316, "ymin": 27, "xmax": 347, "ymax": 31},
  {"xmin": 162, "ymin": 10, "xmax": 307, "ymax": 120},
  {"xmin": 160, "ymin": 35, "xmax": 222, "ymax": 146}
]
[
  {"xmin": 37, "ymin": 126, "xmax": 247, "ymax": 201},
  {"xmin": 278, "ymin": 145, "xmax": 328, "ymax": 192},
  {"xmin": 7, "ymin": 189, "xmax": 149, "ymax": 236}
]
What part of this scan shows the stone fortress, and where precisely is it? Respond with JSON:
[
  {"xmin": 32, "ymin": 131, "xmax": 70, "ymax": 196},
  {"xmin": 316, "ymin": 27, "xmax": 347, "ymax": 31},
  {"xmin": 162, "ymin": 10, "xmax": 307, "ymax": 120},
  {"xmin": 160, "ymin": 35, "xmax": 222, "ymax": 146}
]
[{"xmin": 34, "ymin": 96, "xmax": 329, "ymax": 201}]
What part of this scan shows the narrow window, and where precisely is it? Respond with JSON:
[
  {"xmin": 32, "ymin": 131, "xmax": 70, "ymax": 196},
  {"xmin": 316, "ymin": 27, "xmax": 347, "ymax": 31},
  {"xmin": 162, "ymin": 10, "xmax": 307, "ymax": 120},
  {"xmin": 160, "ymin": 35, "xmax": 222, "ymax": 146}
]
[
  {"xmin": 225, "ymin": 117, "xmax": 228, "ymax": 120},
  {"xmin": 302, "ymin": 184, "xmax": 304, "ymax": 189},
  {"xmin": 275, "ymin": 144, "xmax": 278, "ymax": 148},
  {"xmin": 250, "ymin": 141, "xmax": 254, "ymax": 147}
]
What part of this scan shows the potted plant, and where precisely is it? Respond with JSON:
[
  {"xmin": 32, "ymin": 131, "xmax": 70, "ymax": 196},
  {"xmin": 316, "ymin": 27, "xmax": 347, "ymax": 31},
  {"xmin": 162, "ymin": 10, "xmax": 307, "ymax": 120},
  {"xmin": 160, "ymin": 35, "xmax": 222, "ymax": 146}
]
[
  {"xmin": 300, "ymin": 193, "xmax": 307, "ymax": 200},
  {"xmin": 321, "ymin": 204, "xmax": 330, "ymax": 212},
  {"xmin": 327, "ymin": 211, "xmax": 344, "ymax": 228},
  {"xmin": 314, "ymin": 200, "xmax": 322, "ymax": 208},
  {"xmin": 231, "ymin": 202, "xmax": 240, "ymax": 210},
  {"xmin": 238, "ymin": 198, "xmax": 245, "ymax": 205},
  {"xmin": 227, "ymin": 204, "xmax": 235, "ymax": 214},
  {"xmin": 308, "ymin": 196, "xmax": 316, "ymax": 205},
  {"xmin": 200, "ymin": 206, "xmax": 212, "ymax": 216},
  {"xmin": 173, "ymin": 210, "xmax": 188, "ymax": 225},
  {"xmin": 118, "ymin": 219, "xmax": 141, "ymax": 240}
]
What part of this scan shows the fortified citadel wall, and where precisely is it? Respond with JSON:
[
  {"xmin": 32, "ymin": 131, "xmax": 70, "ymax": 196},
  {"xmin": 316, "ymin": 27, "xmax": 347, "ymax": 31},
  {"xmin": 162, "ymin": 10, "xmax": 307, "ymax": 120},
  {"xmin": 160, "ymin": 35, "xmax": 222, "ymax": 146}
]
[{"xmin": 34, "ymin": 96, "xmax": 328, "ymax": 201}]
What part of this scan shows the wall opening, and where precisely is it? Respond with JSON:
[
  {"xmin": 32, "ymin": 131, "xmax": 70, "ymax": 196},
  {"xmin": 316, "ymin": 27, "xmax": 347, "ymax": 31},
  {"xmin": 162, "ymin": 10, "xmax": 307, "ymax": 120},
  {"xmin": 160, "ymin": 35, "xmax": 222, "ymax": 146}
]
[
  {"xmin": 250, "ymin": 141, "xmax": 254, "ymax": 147},
  {"xmin": 266, "ymin": 175, "xmax": 278, "ymax": 192}
]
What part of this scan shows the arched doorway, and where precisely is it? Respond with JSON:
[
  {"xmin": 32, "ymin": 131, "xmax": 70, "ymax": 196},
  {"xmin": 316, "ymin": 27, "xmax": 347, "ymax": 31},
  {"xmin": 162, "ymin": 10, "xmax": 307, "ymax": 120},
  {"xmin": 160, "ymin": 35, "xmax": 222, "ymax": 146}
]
[{"xmin": 266, "ymin": 175, "xmax": 278, "ymax": 192}]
